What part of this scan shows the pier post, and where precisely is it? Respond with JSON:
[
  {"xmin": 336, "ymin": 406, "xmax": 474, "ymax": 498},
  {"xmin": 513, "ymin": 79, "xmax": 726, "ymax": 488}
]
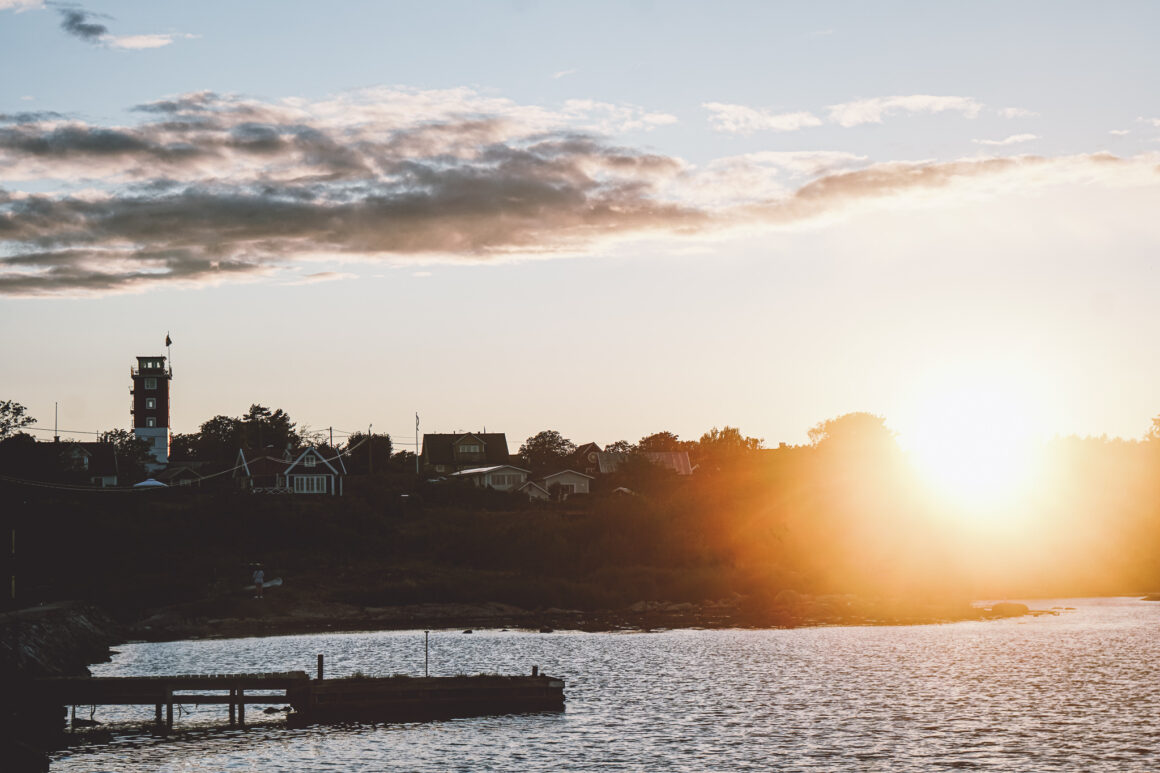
[
  {"xmin": 155, "ymin": 702, "xmax": 162, "ymax": 725},
  {"xmin": 238, "ymin": 689, "xmax": 245, "ymax": 727},
  {"xmin": 165, "ymin": 687, "xmax": 173, "ymax": 730},
  {"xmin": 228, "ymin": 688, "xmax": 236, "ymax": 726},
  {"xmin": 317, "ymin": 654, "xmax": 324, "ymax": 680}
]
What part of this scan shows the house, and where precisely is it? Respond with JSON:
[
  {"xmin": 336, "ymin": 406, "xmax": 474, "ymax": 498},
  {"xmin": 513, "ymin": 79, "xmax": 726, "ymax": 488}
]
[
  {"xmin": 0, "ymin": 439, "xmax": 120, "ymax": 487},
  {"xmin": 519, "ymin": 480, "xmax": 551, "ymax": 501},
  {"xmin": 595, "ymin": 450, "xmax": 694, "ymax": 476},
  {"xmin": 541, "ymin": 469, "xmax": 594, "ymax": 499},
  {"xmin": 446, "ymin": 464, "xmax": 529, "ymax": 492},
  {"xmin": 154, "ymin": 460, "xmax": 215, "ymax": 487},
  {"xmin": 421, "ymin": 432, "xmax": 511, "ymax": 473},
  {"xmin": 570, "ymin": 442, "xmax": 603, "ymax": 476},
  {"xmin": 235, "ymin": 446, "xmax": 347, "ymax": 495}
]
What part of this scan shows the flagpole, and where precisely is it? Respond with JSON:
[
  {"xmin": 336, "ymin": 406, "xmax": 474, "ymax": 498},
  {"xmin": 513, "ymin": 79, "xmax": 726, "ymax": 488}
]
[{"xmin": 415, "ymin": 412, "xmax": 420, "ymax": 475}]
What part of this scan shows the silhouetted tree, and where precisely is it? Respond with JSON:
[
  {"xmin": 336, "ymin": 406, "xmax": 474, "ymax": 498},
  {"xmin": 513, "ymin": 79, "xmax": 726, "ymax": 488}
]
[
  {"xmin": 604, "ymin": 440, "xmax": 634, "ymax": 454},
  {"xmin": 693, "ymin": 426, "xmax": 763, "ymax": 470},
  {"xmin": 170, "ymin": 432, "xmax": 199, "ymax": 460},
  {"xmin": 98, "ymin": 428, "xmax": 154, "ymax": 482},
  {"xmin": 808, "ymin": 412, "xmax": 897, "ymax": 455},
  {"xmin": 0, "ymin": 400, "xmax": 35, "ymax": 439},
  {"xmin": 637, "ymin": 431, "xmax": 684, "ymax": 452},
  {"xmin": 343, "ymin": 432, "xmax": 393, "ymax": 475},
  {"xmin": 519, "ymin": 430, "xmax": 577, "ymax": 473},
  {"xmin": 240, "ymin": 404, "xmax": 299, "ymax": 454}
]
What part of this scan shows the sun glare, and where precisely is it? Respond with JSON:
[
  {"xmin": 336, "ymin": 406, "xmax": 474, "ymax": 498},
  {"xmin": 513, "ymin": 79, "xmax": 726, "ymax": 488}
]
[{"xmin": 904, "ymin": 379, "xmax": 1046, "ymax": 515}]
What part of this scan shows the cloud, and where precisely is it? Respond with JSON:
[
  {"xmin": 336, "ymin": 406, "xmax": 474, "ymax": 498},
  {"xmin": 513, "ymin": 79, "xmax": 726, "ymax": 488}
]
[
  {"xmin": 283, "ymin": 271, "xmax": 357, "ymax": 286},
  {"xmin": 2, "ymin": 88, "xmax": 1157, "ymax": 297},
  {"xmin": 107, "ymin": 32, "xmax": 196, "ymax": 49},
  {"xmin": 56, "ymin": 6, "xmax": 108, "ymax": 42},
  {"xmin": 553, "ymin": 69, "xmax": 577, "ymax": 79},
  {"xmin": 828, "ymin": 95, "xmax": 984, "ymax": 127},
  {"xmin": 999, "ymin": 107, "xmax": 1037, "ymax": 119},
  {"xmin": 1109, "ymin": 129, "xmax": 1131, "ymax": 136},
  {"xmin": 973, "ymin": 133, "xmax": 1038, "ymax": 146},
  {"xmin": 47, "ymin": 3, "xmax": 193, "ymax": 49},
  {"xmin": 703, "ymin": 103, "xmax": 822, "ymax": 134},
  {"xmin": 0, "ymin": 0, "xmax": 42, "ymax": 10}
]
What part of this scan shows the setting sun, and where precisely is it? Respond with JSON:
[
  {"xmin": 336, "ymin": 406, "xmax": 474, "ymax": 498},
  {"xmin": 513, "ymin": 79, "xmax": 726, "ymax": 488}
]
[{"xmin": 904, "ymin": 379, "xmax": 1046, "ymax": 512}]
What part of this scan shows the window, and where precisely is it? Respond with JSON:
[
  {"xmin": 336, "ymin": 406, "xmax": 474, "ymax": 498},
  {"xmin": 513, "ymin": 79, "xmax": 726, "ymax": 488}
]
[
  {"xmin": 304, "ymin": 455, "xmax": 317, "ymax": 467},
  {"xmin": 145, "ymin": 398, "xmax": 157, "ymax": 409},
  {"xmin": 294, "ymin": 475, "xmax": 329, "ymax": 494},
  {"xmin": 457, "ymin": 442, "xmax": 481, "ymax": 454},
  {"xmin": 144, "ymin": 378, "xmax": 157, "ymax": 390},
  {"xmin": 490, "ymin": 473, "xmax": 522, "ymax": 488},
  {"xmin": 146, "ymin": 417, "xmax": 156, "ymax": 427}
]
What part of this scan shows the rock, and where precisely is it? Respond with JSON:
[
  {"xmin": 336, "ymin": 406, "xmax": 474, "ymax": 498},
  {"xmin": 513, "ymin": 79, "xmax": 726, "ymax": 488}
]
[{"xmin": 990, "ymin": 602, "xmax": 1030, "ymax": 617}]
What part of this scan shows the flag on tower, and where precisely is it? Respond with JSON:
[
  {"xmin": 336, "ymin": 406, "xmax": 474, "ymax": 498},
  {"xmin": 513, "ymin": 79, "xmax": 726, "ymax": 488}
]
[{"xmin": 165, "ymin": 333, "xmax": 172, "ymax": 347}]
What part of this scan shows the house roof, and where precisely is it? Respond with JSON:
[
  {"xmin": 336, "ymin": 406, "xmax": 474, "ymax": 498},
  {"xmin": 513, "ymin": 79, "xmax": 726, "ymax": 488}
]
[
  {"xmin": 421, "ymin": 433, "xmax": 510, "ymax": 465},
  {"xmin": 448, "ymin": 464, "xmax": 529, "ymax": 477},
  {"xmin": 543, "ymin": 469, "xmax": 595, "ymax": 482},
  {"xmin": 595, "ymin": 450, "xmax": 694, "ymax": 476},
  {"xmin": 236, "ymin": 446, "xmax": 347, "ymax": 478},
  {"xmin": 285, "ymin": 446, "xmax": 346, "ymax": 476}
]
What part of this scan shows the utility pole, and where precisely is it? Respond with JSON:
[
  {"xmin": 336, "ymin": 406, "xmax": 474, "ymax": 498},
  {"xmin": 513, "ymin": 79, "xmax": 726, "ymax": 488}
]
[
  {"xmin": 329, "ymin": 426, "xmax": 333, "ymax": 448},
  {"xmin": 368, "ymin": 424, "xmax": 373, "ymax": 475},
  {"xmin": 415, "ymin": 412, "xmax": 420, "ymax": 475}
]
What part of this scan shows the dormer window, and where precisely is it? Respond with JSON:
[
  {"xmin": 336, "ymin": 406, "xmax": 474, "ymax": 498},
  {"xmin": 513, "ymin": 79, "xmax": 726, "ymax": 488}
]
[
  {"xmin": 458, "ymin": 443, "xmax": 481, "ymax": 454},
  {"xmin": 304, "ymin": 455, "xmax": 317, "ymax": 467}
]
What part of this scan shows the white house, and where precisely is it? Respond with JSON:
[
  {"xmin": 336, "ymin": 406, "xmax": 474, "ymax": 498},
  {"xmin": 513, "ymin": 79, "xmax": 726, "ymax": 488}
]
[
  {"xmin": 448, "ymin": 464, "xmax": 529, "ymax": 492},
  {"xmin": 541, "ymin": 469, "xmax": 594, "ymax": 499}
]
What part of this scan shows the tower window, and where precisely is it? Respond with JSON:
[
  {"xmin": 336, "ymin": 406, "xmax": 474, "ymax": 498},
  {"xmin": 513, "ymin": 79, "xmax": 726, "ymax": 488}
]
[
  {"xmin": 144, "ymin": 378, "xmax": 157, "ymax": 390},
  {"xmin": 146, "ymin": 417, "xmax": 156, "ymax": 427},
  {"xmin": 145, "ymin": 398, "xmax": 157, "ymax": 409}
]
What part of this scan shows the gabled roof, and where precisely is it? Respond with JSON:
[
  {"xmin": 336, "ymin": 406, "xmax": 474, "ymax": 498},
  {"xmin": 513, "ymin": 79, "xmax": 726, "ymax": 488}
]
[
  {"xmin": 519, "ymin": 481, "xmax": 550, "ymax": 497},
  {"xmin": 421, "ymin": 433, "xmax": 510, "ymax": 465},
  {"xmin": 543, "ymin": 469, "xmax": 595, "ymax": 482},
  {"xmin": 448, "ymin": 464, "xmax": 529, "ymax": 477},
  {"xmin": 236, "ymin": 446, "xmax": 347, "ymax": 478},
  {"xmin": 285, "ymin": 446, "xmax": 346, "ymax": 476},
  {"xmin": 595, "ymin": 450, "xmax": 694, "ymax": 476}
]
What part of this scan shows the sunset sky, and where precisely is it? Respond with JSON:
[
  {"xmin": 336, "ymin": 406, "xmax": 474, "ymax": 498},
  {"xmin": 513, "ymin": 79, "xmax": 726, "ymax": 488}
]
[{"xmin": 2, "ymin": 1, "xmax": 1159, "ymax": 454}]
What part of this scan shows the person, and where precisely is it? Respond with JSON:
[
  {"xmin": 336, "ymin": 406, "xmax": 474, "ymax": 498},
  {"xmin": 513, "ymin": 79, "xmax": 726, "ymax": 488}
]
[{"xmin": 252, "ymin": 565, "xmax": 265, "ymax": 599}]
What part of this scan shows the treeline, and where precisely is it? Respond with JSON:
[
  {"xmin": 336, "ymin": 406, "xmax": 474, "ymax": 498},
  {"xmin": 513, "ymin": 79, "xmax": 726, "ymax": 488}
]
[{"xmin": 3, "ymin": 402, "xmax": 1160, "ymax": 619}]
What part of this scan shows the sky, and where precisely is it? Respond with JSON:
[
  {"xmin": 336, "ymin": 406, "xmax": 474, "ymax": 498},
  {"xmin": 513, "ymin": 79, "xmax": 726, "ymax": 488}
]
[{"xmin": 2, "ymin": 0, "xmax": 1159, "ymax": 454}]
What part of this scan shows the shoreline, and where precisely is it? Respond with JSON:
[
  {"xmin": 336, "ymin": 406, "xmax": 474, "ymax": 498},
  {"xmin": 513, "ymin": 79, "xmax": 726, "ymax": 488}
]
[{"xmin": 127, "ymin": 597, "xmax": 1061, "ymax": 644}]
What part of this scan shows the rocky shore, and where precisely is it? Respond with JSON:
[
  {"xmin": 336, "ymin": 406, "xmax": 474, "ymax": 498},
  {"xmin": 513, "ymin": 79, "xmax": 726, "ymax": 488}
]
[{"xmin": 0, "ymin": 602, "xmax": 123, "ymax": 773}]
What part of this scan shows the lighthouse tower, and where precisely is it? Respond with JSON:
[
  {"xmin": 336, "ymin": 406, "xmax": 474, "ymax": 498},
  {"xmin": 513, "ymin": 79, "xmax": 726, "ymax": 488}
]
[{"xmin": 131, "ymin": 355, "xmax": 172, "ymax": 470}]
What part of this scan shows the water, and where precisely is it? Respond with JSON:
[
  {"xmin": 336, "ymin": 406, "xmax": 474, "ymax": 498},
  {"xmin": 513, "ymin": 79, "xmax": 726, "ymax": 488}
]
[{"xmin": 51, "ymin": 598, "xmax": 1160, "ymax": 771}]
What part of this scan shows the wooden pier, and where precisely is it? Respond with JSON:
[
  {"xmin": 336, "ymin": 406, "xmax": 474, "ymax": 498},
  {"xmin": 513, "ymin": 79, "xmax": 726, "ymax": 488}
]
[
  {"xmin": 32, "ymin": 665, "xmax": 565, "ymax": 729},
  {"xmin": 35, "ymin": 672, "xmax": 310, "ymax": 729}
]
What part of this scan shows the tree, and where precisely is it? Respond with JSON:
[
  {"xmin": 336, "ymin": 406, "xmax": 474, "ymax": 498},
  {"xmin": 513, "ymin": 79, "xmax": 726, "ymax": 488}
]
[
  {"xmin": 604, "ymin": 439, "xmax": 634, "ymax": 455},
  {"xmin": 99, "ymin": 428, "xmax": 154, "ymax": 482},
  {"xmin": 808, "ymin": 412, "xmax": 897, "ymax": 454},
  {"xmin": 0, "ymin": 400, "xmax": 35, "ymax": 439},
  {"xmin": 194, "ymin": 414, "xmax": 243, "ymax": 461},
  {"xmin": 637, "ymin": 431, "xmax": 684, "ymax": 452},
  {"xmin": 343, "ymin": 432, "xmax": 393, "ymax": 475},
  {"xmin": 519, "ymin": 430, "xmax": 577, "ymax": 473},
  {"xmin": 693, "ymin": 426, "xmax": 763, "ymax": 470},
  {"xmin": 240, "ymin": 404, "xmax": 299, "ymax": 454}
]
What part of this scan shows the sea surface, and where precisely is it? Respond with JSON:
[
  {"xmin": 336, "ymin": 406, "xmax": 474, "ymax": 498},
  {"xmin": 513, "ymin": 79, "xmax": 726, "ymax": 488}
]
[{"xmin": 51, "ymin": 597, "xmax": 1160, "ymax": 771}]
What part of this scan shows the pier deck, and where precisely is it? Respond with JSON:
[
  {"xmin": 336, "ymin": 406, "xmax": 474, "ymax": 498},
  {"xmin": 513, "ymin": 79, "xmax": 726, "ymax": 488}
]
[{"xmin": 33, "ymin": 669, "xmax": 565, "ymax": 729}]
